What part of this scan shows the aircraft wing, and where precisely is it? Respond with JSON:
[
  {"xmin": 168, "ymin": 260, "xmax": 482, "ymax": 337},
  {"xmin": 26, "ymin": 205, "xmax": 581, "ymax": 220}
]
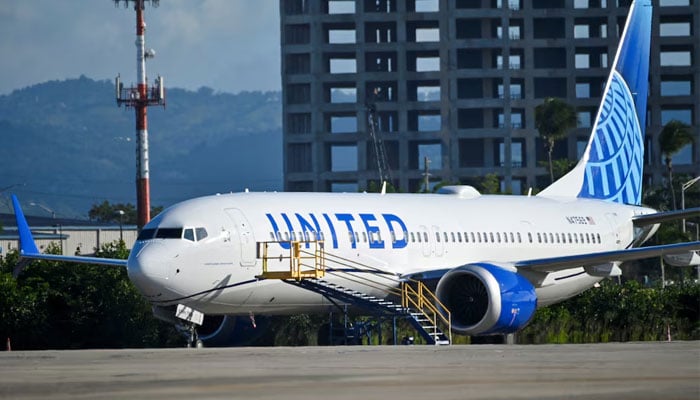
[
  {"xmin": 633, "ymin": 207, "xmax": 700, "ymax": 227},
  {"xmin": 11, "ymin": 195, "xmax": 128, "ymax": 277},
  {"xmin": 514, "ymin": 241, "xmax": 700, "ymax": 273},
  {"xmin": 403, "ymin": 241, "xmax": 700, "ymax": 282}
]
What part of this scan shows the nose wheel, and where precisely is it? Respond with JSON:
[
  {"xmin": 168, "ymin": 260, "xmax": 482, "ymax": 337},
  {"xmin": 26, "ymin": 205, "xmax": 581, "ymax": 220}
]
[{"xmin": 186, "ymin": 323, "xmax": 203, "ymax": 348}]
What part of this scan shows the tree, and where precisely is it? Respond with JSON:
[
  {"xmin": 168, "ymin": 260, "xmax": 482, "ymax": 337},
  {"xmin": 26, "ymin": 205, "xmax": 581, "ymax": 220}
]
[
  {"xmin": 658, "ymin": 120, "xmax": 693, "ymax": 210},
  {"xmin": 535, "ymin": 98, "xmax": 578, "ymax": 184},
  {"xmin": 480, "ymin": 173, "xmax": 500, "ymax": 194},
  {"xmin": 89, "ymin": 201, "xmax": 163, "ymax": 225}
]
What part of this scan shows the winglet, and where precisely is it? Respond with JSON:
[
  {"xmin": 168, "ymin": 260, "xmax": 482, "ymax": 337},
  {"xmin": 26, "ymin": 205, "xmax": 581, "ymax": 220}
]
[{"xmin": 11, "ymin": 195, "xmax": 39, "ymax": 255}]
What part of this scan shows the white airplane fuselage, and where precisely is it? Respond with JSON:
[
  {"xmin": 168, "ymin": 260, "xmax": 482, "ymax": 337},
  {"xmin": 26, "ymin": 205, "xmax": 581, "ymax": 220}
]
[{"xmin": 127, "ymin": 190, "xmax": 655, "ymax": 316}]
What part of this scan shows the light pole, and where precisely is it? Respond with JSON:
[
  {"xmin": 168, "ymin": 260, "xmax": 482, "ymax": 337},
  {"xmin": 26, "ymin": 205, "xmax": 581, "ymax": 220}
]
[
  {"xmin": 681, "ymin": 176, "xmax": 700, "ymax": 233},
  {"xmin": 117, "ymin": 210, "xmax": 125, "ymax": 242}
]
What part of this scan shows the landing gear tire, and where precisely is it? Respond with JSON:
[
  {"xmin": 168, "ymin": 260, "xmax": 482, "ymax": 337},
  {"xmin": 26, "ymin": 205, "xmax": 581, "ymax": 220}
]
[{"xmin": 186, "ymin": 323, "xmax": 202, "ymax": 348}]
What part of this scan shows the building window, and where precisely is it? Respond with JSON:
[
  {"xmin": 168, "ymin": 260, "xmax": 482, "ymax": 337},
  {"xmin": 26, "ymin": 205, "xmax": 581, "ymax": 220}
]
[
  {"xmin": 660, "ymin": 22, "xmax": 691, "ymax": 37},
  {"xmin": 329, "ymin": 57, "xmax": 357, "ymax": 74},
  {"xmin": 416, "ymin": 57, "xmax": 440, "ymax": 72},
  {"xmin": 576, "ymin": 82, "xmax": 590, "ymax": 98},
  {"xmin": 328, "ymin": 29, "xmax": 356, "ymax": 44},
  {"xmin": 575, "ymin": 54, "xmax": 590, "ymax": 69},
  {"xmin": 329, "ymin": 115, "xmax": 358, "ymax": 134},
  {"xmin": 660, "ymin": 50, "xmax": 692, "ymax": 67},
  {"xmin": 327, "ymin": 0, "xmax": 355, "ymax": 14},
  {"xmin": 413, "ymin": 0, "xmax": 439, "ymax": 12},
  {"xmin": 661, "ymin": 108, "xmax": 692, "ymax": 125},
  {"xmin": 330, "ymin": 145, "xmax": 358, "ymax": 172},
  {"xmin": 660, "ymin": 78, "xmax": 692, "ymax": 96},
  {"xmin": 416, "ymin": 28, "xmax": 440, "ymax": 42},
  {"xmin": 329, "ymin": 87, "xmax": 357, "ymax": 103}
]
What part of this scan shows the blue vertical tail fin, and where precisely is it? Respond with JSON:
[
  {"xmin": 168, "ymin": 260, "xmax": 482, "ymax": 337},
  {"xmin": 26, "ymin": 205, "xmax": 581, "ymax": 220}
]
[{"xmin": 538, "ymin": 0, "xmax": 652, "ymax": 206}]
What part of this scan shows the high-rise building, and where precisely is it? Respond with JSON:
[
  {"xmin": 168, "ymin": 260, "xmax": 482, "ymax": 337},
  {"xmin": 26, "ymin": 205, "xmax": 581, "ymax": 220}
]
[{"xmin": 280, "ymin": 0, "xmax": 698, "ymax": 194}]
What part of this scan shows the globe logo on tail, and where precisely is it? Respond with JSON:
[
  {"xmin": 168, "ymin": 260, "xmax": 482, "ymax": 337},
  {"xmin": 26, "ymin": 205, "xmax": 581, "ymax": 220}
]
[{"xmin": 578, "ymin": 70, "xmax": 643, "ymax": 205}]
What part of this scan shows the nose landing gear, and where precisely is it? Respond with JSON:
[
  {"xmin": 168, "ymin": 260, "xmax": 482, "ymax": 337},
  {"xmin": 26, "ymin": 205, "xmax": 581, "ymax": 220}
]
[
  {"xmin": 186, "ymin": 323, "xmax": 203, "ymax": 348},
  {"xmin": 175, "ymin": 304, "xmax": 205, "ymax": 348}
]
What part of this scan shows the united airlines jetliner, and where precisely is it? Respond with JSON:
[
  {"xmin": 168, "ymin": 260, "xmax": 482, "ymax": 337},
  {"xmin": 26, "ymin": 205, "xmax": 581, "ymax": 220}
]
[{"xmin": 10, "ymin": 0, "xmax": 700, "ymax": 344}]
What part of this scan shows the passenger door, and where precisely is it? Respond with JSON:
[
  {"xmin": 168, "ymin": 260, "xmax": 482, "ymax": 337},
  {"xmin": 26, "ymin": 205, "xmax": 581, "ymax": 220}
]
[{"xmin": 225, "ymin": 208, "xmax": 256, "ymax": 267}]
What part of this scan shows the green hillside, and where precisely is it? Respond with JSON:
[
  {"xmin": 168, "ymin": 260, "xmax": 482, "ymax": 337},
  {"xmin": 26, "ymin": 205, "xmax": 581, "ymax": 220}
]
[{"xmin": 0, "ymin": 76, "xmax": 282, "ymax": 218}]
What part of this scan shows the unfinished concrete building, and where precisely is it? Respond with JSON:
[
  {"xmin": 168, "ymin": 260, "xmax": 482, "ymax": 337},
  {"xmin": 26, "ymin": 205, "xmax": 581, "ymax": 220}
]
[{"xmin": 280, "ymin": 0, "xmax": 698, "ymax": 193}]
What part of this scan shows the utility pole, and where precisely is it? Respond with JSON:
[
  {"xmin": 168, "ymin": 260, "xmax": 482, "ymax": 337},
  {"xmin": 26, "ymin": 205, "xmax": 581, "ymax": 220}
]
[{"xmin": 114, "ymin": 0, "xmax": 165, "ymax": 229}]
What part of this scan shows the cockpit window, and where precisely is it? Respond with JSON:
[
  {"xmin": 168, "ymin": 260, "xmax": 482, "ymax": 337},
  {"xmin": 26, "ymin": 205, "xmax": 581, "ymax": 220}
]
[
  {"xmin": 155, "ymin": 228, "xmax": 183, "ymax": 239},
  {"xmin": 183, "ymin": 228, "xmax": 195, "ymax": 242},
  {"xmin": 137, "ymin": 228, "xmax": 156, "ymax": 240},
  {"xmin": 196, "ymin": 227, "xmax": 208, "ymax": 241}
]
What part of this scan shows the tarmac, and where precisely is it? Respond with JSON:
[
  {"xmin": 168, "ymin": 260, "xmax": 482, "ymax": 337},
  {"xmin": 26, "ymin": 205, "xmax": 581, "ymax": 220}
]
[{"xmin": 1, "ymin": 341, "xmax": 698, "ymax": 400}]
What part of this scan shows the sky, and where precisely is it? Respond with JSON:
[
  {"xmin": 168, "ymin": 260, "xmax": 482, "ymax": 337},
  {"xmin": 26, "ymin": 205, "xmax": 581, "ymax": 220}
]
[{"xmin": 0, "ymin": 0, "xmax": 281, "ymax": 95}]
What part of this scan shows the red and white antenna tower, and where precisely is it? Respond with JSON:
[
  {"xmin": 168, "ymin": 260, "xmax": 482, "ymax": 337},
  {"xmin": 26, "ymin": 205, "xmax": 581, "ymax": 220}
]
[{"xmin": 114, "ymin": 0, "xmax": 165, "ymax": 229}]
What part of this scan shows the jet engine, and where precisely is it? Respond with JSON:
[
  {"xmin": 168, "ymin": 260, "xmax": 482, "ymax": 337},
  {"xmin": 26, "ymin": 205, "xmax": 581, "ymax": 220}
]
[{"xmin": 435, "ymin": 263, "xmax": 537, "ymax": 335}]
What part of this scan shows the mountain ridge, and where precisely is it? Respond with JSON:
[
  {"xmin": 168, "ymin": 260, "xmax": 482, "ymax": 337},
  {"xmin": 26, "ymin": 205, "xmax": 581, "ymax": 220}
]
[{"xmin": 0, "ymin": 76, "xmax": 283, "ymax": 219}]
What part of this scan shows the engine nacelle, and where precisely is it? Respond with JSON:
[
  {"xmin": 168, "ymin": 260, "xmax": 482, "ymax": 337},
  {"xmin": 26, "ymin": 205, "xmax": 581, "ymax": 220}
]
[{"xmin": 436, "ymin": 263, "xmax": 537, "ymax": 336}]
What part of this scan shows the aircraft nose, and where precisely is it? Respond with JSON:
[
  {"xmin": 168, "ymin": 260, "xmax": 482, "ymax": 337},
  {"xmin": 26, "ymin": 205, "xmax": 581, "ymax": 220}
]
[{"xmin": 127, "ymin": 242, "xmax": 168, "ymax": 297}]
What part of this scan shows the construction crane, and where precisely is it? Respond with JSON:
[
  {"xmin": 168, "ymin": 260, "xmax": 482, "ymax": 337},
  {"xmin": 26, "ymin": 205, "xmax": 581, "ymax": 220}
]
[{"xmin": 366, "ymin": 88, "xmax": 392, "ymax": 189}]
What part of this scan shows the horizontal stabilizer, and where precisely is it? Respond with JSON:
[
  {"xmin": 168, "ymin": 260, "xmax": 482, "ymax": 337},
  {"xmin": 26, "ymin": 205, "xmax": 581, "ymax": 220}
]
[
  {"xmin": 10, "ymin": 195, "xmax": 127, "ymax": 277},
  {"xmin": 632, "ymin": 207, "xmax": 700, "ymax": 227}
]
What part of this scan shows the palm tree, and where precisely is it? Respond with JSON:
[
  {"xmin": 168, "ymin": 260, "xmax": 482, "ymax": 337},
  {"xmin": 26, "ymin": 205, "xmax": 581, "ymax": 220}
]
[
  {"xmin": 535, "ymin": 98, "xmax": 578, "ymax": 183},
  {"xmin": 658, "ymin": 120, "xmax": 693, "ymax": 210}
]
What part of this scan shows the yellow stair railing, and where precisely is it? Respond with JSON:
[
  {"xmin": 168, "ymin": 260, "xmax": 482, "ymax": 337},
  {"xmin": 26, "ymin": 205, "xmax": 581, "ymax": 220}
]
[
  {"xmin": 401, "ymin": 281, "xmax": 452, "ymax": 344},
  {"xmin": 257, "ymin": 240, "xmax": 451, "ymax": 344},
  {"xmin": 256, "ymin": 240, "xmax": 325, "ymax": 281}
]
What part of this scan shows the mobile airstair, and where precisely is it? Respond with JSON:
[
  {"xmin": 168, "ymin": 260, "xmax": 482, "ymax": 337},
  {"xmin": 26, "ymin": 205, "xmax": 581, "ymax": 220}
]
[{"xmin": 256, "ymin": 240, "xmax": 451, "ymax": 345}]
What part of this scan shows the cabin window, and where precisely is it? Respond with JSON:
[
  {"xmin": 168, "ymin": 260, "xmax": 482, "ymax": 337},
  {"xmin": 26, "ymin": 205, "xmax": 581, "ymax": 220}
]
[
  {"xmin": 436, "ymin": 232, "xmax": 441, "ymax": 242},
  {"xmin": 489, "ymin": 232, "xmax": 494, "ymax": 242},
  {"xmin": 417, "ymin": 232, "xmax": 422, "ymax": 243},
  {"xmin": 537, "ymin": 233, "xmax": 542, "ymax": 243},
  {"xmin": 423, "ymin": 232, "xmax": 429, "ymax": 242},
  {"xmin": 597, "ymin": 233, "xmax": 601, "ymax": 243},
  {"xmin": 452, "ymin": 232, "xmax": 457, "ymax": 242},
  {"xmin": 470, "ymin": 232, "xmax": 475, "ymax": 242},
  {"xmin": 567, "ymin": 233, "xmax": 572, "ymax": 243},
  {"xmin": 517, "ymin": 232, "xmax": 521, "ymax": 243},
  {"xmin": 528, "ymin": 232, "xmax": 533, "ymax": 243},
  {"xmin": 411, "ymin": 232, "xmax": 416, "ymax": 242},
  {"xmin": 362, "ymin": 232, "xmax": 368, "ymax": 242}
]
